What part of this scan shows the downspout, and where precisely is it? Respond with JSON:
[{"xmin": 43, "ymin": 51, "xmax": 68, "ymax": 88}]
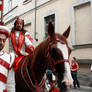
[
  {"xmin": 34, "ymin": 0, "xmax": 38, "ymax": 41},
  {"xmin": 0, "ymin": 0, "xmax": 3, "ymax": 23}
]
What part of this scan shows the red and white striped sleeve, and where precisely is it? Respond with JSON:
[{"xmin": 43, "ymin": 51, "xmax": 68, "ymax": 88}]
[
  {"xmin": 7, "ymin": 52, "xmax": 15, "ymax": 92},
  {"xmin": 25, "ymin": 32, "xmax": 34, "ymax": 52}
]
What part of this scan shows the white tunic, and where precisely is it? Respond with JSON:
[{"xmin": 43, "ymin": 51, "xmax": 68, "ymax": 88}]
[{"xmin": 0, "ymin": 52, "xmax": 15, "ymax": 92}]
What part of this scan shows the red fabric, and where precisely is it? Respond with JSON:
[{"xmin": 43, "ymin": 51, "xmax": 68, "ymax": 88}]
[
  {"xmin": 25, "ymin": 45, "xmax": 34, "ymax": 54},
  {"xmin": 49, "ymin": 80, "xmax": 60, "ymax": 92},
  {"xmin": 49, "ymin": 87, "xmax": 60, "ymax": 92},
  {"xmin": 14, "ymin": 56, "xmax": 24, "ymax": 71},
  {"xmin": 72, "ymin": 62, "xmax": 77, "ymax": 71},
  {"xmin": 10, "ymin": 31, "xmax": 25, "ymax": 56},
  {"xmin": 0, "ymin": 4, "xmax": 3, "ymax": 11},
  {"xmin": 0, "ymin": 73, "xmax": 7, "ymax": 83},
  {"xmin": 3, "ymin": 89, "xmax": 7, "ymax": 92},
  {"xmin": 0, "ymin": 58, "xmax": 9, "ymax": 69}
]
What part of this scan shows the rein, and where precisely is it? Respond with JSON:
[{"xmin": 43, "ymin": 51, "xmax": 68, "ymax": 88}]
[{"xmin": 21, "ymin": 56, "xmax": 45, "ymax": 92}]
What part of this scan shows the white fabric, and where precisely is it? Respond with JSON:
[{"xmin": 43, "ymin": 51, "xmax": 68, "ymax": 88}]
[
  {"xmin": 0, "ymin": 52, "xmax": 15, "ymax": 92},
  {"xmin": 6, "ymin": 69, "xmax": 15, "ymax": 92},
  {"xmin": 90, "ymin": 64, "xmax": 92, "ymax": 71},
  {"xmin": 7, "ymin": 53, "xmax": 15, "ymax": 92}
]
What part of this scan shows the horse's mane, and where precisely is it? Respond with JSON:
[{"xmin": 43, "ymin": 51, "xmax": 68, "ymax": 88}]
[{"xmin": 31, "ymin": 37, "xmax": 49, "ymax": 67}]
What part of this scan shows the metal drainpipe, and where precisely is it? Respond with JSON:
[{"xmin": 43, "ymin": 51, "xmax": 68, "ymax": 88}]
[
  {"xmin": 34, "ymin": 0, "xmax": 38, "ymax": 41},
  {"xmin": 1, "ymin": 0, "xmax": 3, "ymax": 23}
]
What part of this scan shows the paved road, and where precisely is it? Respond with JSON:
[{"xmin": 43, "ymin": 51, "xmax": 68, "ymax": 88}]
[{"xmin": 70, "ymin": 86, "xmax": 92, "ymax": 92}]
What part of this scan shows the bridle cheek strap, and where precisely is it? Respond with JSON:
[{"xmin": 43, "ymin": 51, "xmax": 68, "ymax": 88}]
[{"xmin": 54, "ymin": 59, "xmax": 69, "ymax": 65}]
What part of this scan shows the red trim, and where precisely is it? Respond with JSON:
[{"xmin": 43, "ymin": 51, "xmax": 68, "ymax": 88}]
[
  {"xmin": 25, "ymin": 45, "xmax": 34, "ymax": 54},
  {"xmin": 14, "ymin": 56, "xmax": 24, "ymax": 71},
  {"xmin": 10, "ymin": 30, "xmax": 25, "ymax": 56},
  {"xmin": 91, "ymin": 70, "xmax": 92, "ymax": 72},
  {"xmin": 26, "ymin": 35, "xmax": 34, "ymax": 42},
  {"xmin": 0, "ymin": 58, "xmax": 9, "ymax": 69},
  {"xmin": 0, "ymin": 29, "xmax": 9, "ymax": 37},
  {"xmin": 28, "ymin": 45, "xmax": 34, "ymax": 50},
  {"xmin": 0, "ymin": 73, "xmax": 7, "ymax": 83}
]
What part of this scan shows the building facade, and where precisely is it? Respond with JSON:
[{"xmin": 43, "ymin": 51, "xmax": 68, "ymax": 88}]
[{"xmin": 2, "ymin": 0, "xmax": 92, "ymax": 86}]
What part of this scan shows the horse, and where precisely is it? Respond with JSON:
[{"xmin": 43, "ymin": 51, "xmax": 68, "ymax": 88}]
[{"xmin": 15, "ymin": 22, "xmax": 73, "ymax": 92}]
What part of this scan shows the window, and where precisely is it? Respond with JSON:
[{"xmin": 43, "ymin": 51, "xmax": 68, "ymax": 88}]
[
  {"xmin": 44, "ymin": 14, "xmax": 55, "ymax": 38},
  {"xmin": 72, "ymin": 2, "xmax": 91, "ymax": 45},
  {"xmin": 4, "ymin": 0, "xmax": 18, "ymax": 14}
]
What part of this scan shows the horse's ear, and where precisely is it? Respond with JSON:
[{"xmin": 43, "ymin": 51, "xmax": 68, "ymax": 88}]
[
  {"xmin": 63, "ymin": 26, "xmax": 70, "ymax": 38},
  {"xmin": 48, "ymin": 21, "xmax": 55, "ymax": 38}
]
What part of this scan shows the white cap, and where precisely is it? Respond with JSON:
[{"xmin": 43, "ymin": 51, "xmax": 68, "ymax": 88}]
[{"xmin": 0, "ymin": 25, "xmax": 10, "ymax": 37}]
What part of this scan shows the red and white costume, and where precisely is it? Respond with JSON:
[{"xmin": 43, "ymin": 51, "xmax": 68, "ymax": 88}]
[
  {"xmin": 9, "ymin": 29, "xmax": 34, "ymax": 71},
  {"xmin": 0, "ymin": 25, "xmax": 15, "ymax": 92},
  {"xmin": 10, "ymin": 31, "xmax": 34, "ymax": 57},
  {"xmin": 0, "ymin": 52, "xmax": 15, "ymax": 92}
]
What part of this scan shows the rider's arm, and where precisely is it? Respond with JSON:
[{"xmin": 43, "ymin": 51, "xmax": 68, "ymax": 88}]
[{"xmin": 25, "ymin": 32, "xmax": 34, "ymax": 53}]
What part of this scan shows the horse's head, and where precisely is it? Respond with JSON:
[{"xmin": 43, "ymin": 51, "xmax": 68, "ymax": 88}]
[{"xmin": 46, "ymin": 22, "xmax": 73, "ymax": 92}]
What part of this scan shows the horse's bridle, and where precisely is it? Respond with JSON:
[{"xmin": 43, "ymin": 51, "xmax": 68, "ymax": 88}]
[{"xmin": 45, "ymin": 37, "xmax": 69, "ymax": 71}]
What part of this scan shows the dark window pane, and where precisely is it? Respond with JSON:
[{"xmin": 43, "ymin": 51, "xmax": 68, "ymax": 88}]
[{"xmin": 44, "ymin": 14, "xmax": 55, "ymax": 38}]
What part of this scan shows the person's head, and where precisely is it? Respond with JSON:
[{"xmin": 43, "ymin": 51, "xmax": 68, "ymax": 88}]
[
  {"xmin": 14, "ymin": 17, "xmax": 24, "ymax": 32},
  {"xmin": 73, "ymin": 57, "xmax": 76, "ymax": 60},
  {"xmin": 0, "ymin": 25, "xmax": 10, "ymax": 51},
  {"xmin": 72, "ymin": 57, "xmax": 76, "ymax": 62}
]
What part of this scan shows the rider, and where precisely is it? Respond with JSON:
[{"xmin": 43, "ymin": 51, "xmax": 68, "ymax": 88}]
[
  {"xmin": 0, "ymin": 22, "xmax": 15, "ymax": 92},
  {"xmin": 9, "ymin": 17, "xmax": 34, "ymax": 70}
]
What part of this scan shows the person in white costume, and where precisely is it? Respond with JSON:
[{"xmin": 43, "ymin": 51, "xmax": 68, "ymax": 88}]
[
  {"xmin": 0, "ymin": 22, "xmax": 15, "ymax": 92},
  {"xmin": 10, "ymin": 17, "xmax": 34, "ymax": 57},
  {"xmin": 9, "ymin": 17, "xmax": 34, "ymax": 91},
  {"xmin": 9, "ymin": 17, "xmax": 34, "ymax": 70}
]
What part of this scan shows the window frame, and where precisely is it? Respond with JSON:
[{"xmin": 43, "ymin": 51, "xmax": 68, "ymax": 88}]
[{"xmin": 44, "ymin": 14, "xmax": 55, "ymax": 39}]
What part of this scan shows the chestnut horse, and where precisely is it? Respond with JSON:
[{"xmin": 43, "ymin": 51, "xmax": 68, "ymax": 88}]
[{"xmin": 15, "ymin": 22, "xmax": 73, "ymax": 92}]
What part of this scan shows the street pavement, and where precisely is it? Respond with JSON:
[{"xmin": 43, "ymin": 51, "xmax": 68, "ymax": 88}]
[{"xmin": 70, "ymin": 85, "xmax": 92, "ymax": 92}]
